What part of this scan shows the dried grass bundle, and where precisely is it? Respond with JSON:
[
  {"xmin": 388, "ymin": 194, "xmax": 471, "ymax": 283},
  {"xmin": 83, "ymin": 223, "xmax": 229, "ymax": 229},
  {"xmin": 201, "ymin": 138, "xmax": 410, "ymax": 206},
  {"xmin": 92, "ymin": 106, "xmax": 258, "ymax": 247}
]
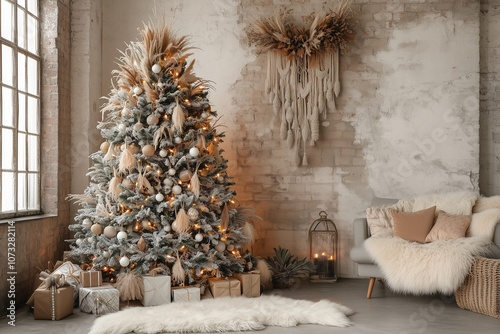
[
  {"xmin": 66, "ymin": 193, "xmax": 97, "ymax": 205},
  {"xmin": 115, "ymin": 271, "xmax": 144, "ymax": 301}
]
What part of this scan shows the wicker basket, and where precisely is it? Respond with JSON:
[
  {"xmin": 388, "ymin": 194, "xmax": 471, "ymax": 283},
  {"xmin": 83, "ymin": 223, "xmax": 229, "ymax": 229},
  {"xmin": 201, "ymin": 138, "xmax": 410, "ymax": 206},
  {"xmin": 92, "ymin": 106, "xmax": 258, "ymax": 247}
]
[{"xmin": 455, "ymin": 257, "xmax": 500, "ymax": 318}]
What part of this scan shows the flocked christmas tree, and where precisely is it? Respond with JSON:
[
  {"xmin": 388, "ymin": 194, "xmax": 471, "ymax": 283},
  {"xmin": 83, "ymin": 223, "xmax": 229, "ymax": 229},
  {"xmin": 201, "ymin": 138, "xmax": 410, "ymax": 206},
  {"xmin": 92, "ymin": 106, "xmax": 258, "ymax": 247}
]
[{"xmin": 69, "ymin": 22, "xmax": 259, "ymax": 286}]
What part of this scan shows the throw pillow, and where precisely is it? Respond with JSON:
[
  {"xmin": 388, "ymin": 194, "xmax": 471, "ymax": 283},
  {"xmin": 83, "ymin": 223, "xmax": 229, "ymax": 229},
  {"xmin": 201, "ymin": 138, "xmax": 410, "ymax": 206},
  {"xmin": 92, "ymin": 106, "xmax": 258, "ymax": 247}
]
[
  {"xmin": 412, "ymin": 192, "xmax": 478, "ymax": 216},
  {"xmin": 472, "ymin": 196, "xmax": 500, "ymax": 213},
  {"xmin": 366, "ymin": 200, "xmax": 413, "ymax": 238},
  {"xmin": 467, "ymin": 208, "xmax": 500, "ymax": 240},
  {"xmin": 392, "ymin": 206, "xmax": 436, "ymax": 243},
  {"xmin": 425, "ymin": 211, "xmax": 471, "ymax": 243}
]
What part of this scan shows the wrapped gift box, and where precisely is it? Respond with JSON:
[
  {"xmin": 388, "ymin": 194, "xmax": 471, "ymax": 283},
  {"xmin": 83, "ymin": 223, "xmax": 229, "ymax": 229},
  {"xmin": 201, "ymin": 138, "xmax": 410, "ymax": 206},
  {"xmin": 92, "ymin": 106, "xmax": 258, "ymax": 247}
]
[
  {"xmin": 79, "ymin": 285, "xmax": 119, "ymax": 316},
  {"xmin": 234, "ymin": 273, "xmax": 260, "ymax": 297},
  {"xmin": 80, "ymin": 271, "xmax": 102, "ymax": 288},
  {"xmin": 171, "ymin": 287, "xmax": 201, "ymax": 303},
  {"xmin": 141, "ymin": 275, "xmax": 171, "ymax": 306},
  {"xmin": 33, "ymin": 286, "xmax": 74, "ymax": 320},
  {"xmin": 52, "ymin": 261, "xmax": 83, "ymax": 303},
  {"xmin": 208, "ymin": 277, "xmax": 241, "ymax": 298}
]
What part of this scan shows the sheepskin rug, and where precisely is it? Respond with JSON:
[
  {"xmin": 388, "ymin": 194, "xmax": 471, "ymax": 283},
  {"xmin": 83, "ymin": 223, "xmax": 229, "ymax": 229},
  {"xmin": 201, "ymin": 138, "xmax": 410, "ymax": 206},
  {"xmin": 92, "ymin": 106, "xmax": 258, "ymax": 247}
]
[
  {"xmin": 89, "ymin": 295, "xmax": 353, "ymax": 334},
  {"xmin": 365, "ymin": 236, "xmax": 491, "ymax": 295}
]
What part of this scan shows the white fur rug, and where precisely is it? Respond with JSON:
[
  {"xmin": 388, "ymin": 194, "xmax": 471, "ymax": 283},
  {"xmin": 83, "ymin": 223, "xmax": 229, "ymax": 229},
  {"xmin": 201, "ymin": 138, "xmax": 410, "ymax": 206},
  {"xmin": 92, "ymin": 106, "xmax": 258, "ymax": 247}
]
[
  {"xmin": 365, "ymin": 236, "xmax": 491, "ymax": 295},
  {"xmin": 89, "ymin": 295, "xmax": 353, "ymax": 334}
]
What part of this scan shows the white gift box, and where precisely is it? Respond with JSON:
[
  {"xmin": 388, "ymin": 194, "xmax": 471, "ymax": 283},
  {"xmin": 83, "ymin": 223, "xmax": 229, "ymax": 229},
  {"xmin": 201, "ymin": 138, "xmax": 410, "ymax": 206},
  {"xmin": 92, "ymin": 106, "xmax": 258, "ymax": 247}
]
[
  {"xmin": 79, "ymin": 285, "xmax": 119, "ymax": 316},
  {"xmin": 171, "ymin": 287, "xmax": 201, "ymax": 303},
  {"xmin": 52, "ymin": 261, "xmax": 83, "ymax": 303},
  {"xmin": 141, "ymin": 275, "xmax": 171, "ymax": 306}
]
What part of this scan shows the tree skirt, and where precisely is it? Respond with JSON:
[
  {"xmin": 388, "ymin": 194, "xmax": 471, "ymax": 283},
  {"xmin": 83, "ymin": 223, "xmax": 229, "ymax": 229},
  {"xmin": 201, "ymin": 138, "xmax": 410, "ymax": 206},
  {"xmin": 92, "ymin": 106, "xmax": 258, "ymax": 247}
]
[
  {"xmin": 89, "ymin": 295, "xmax": 353, "ymax": 334},
  {"xmin": 365, "ymin": 236, "xmax": 491, "ymax": 295}
]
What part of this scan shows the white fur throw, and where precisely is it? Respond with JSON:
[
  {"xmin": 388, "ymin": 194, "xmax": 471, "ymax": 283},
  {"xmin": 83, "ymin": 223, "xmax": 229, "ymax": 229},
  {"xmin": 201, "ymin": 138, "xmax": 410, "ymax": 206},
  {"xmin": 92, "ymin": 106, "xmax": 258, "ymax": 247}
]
[
  {"xmin": 412, "ymin": 191, "xmax": 478, "ymax": 216},
  {"xmin": 89, "ymin": 295, "xmax": 353, "ymax": 334},
  {"xmin": 365, "ymin": 236, "xmax": 491, "ymax": 295},
  {"xmin": 473, "ymin": 196, "xmax": 500, "ymax": 213}
]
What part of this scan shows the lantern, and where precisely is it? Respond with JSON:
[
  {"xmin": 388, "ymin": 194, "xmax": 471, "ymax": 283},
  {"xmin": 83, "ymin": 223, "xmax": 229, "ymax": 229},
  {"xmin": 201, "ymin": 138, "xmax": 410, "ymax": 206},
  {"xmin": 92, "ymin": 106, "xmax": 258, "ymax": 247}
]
[{"xmin": 308, "ymin": 211, "xmax": 338, "ymax": 282}]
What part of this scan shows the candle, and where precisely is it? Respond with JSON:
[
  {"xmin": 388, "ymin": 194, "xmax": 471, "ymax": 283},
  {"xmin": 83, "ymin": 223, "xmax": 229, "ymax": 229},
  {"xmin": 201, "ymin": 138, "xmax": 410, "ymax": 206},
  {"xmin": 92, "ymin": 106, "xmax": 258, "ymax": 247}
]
[
  {"xmin": 318, "ymin": 252, "xmax": 327, "ymax": 278},
  {"xmin": 328, "ymin": 255, "xmax": 335, "ymax": 278}
]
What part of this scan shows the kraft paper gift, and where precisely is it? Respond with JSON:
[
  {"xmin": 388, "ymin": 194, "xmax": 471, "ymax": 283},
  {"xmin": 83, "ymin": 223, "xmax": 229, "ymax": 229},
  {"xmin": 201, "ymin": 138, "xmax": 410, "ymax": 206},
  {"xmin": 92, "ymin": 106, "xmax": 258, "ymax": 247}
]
[
  {"xmin": 33, "ymin": 286, "xmax": 74, "ymax": 320},
  {"xmin": 79, "ymin": 285, "xmax": 119, "ymax": 316},
  {"xmin": 234, "ymin": 273, "xmax": 260, "ymax": 297},
  {"xmin": 208, "ymin": 277, "xmax": 241, "ymax": 298},
  {"xmin": 141, "ymin": 275, "xmax": 171, "ymax": 306},
  {"xmin": 80, "ymin": 271, "xmax": 102, "ymax": 288},
  {"xmin": 171, "ymin": 287, "xmax": 201, "ymax": 302}
]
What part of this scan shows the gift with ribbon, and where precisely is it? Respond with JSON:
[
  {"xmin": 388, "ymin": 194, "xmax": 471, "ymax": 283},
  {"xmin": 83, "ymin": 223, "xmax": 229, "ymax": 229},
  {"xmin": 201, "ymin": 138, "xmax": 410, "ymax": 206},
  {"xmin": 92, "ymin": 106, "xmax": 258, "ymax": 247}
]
[
  {"xmin": 141, "ymin": 268, "xmax": 171, "ymax": 306},
  {"xmin": 80, "ymin": 268, "xmax": 102, "ymax": 288},
  {"xmin": 208, "ymin": 277, "xmax": 241, "ymax": 298},
  {"xmin": 171, "ymin": 286, "xmax": 201, "ymax": 303},
  {"xmin": 79, "ymin": 285, "xmax": 119, "ymax": 316},
  {"xmin": 233, "ymin": 272, "xmax": 260, "ymax": 297},
  {"xmin": 52, "ymin": 261, "xmax": 83, "ymax": 303},
  {"xmin": 27, "ymin": 271, "xmax": 74, "ymax": 320}
]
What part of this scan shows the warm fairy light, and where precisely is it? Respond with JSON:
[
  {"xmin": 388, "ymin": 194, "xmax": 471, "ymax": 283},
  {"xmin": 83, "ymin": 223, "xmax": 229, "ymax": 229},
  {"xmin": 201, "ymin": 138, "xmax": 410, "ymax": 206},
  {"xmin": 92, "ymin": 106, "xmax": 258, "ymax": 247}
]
[
  {"xmin": 199, "ymin": 85, "xmax": 204, "ymax": 89},
  {"xmin": 194, "ymin": 224, "xmax": 201, "ymax": 229},
  {"xmin": 135, "ymin": 222, "xmax": 140, "ymax": 231},
  {"xmin": 148, "ymin": 222, "xmax": 153, "ymax": 227},
  {"xmin": 145, "ymin": 196, "xmax": 150, "ymax": 201},
  {"xmin": 314, "ymin": 254, "xmax": 319, "ymax": 258},
  {"xmin": 179, "ymin": 181, "xmax": 182, "ymax": 185},
  {"xmin": 329, "ymin": 256, "xmax": 333, "ymax": 260},
  {"xmin": 187, "ymin": 184, "xmax": 191, "ymax": 189},
  {"xmin": 146, "ymin": 165, "xmax": 151, "ymax": 170},
  {"xmin": 177, "ymin": 85, "xmax": 181, "ymax": 89},
  {"xmin": 180, "ymin": 245, "xmax": 185, "ymax": 251},
  {"xmin": 214, "ymin": 138, "xmax": 218, "ymax": 142},
  {"xmin": 110, "ymin": 278, "xmax": 115, "ymax": 283},
  {"xmin": 184, "ymin": 99, "xmax": 189, "ymax": 103},
  {"xmin": 164, "ymin": 115, "xmax": 168, "ymax": 119},
  {"xmin": 157, "ymin": 170, "xmax": 161, "ymax": 175},
  {"xmin": 103, "ymin": 265, "xmax": 109, "ymax": 271},
  {"xmin": 321, "ymin": 252, "xmax": 326, "ymax": 256},
  {"xmin": 141, "ymin": 205, "xmax": 145, "ymax": 209},
  {"xmin": 221, "ymin": 236, "xmax": 227, "ymax": 242},
  {"xmin": 232, "ymin": 251, "xmax": 236, "ymax": 255}
]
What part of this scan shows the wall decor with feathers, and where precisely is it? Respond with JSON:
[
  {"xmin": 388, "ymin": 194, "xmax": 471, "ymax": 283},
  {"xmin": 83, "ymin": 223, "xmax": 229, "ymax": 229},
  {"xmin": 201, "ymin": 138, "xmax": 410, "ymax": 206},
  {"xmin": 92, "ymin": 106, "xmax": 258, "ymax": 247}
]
[{"xmin": 247, "ymin": 0, "xmax": 357, "ymax": 166}]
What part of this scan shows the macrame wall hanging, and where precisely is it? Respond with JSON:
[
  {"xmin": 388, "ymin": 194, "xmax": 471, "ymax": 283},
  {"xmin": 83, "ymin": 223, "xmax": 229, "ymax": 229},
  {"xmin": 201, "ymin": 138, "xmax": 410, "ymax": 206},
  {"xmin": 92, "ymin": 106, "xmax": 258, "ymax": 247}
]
[{"xmin": 247, "ymin": 0, "xmax": 356, "ymax": 166}]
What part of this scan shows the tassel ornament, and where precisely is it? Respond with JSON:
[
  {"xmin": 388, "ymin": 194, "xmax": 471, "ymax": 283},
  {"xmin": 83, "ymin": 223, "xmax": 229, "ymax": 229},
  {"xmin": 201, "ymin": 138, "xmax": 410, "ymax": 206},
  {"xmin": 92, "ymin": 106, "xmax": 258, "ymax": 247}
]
[
  {"xmin": 190, "ymin": 170, "xmax": 200, "ymax": 198},
  {"xmin": 172, "ymin": 206, "xmax": 190, "ymax": 234}
]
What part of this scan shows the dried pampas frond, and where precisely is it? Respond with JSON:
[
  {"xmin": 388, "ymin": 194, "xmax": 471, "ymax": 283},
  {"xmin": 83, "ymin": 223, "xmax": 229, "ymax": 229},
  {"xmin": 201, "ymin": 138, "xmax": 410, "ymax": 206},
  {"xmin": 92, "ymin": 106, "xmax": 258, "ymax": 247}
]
[
  {"xmin": 172, "ymin": 100, "xmax": 185, "ymax": 133},
  {"xmin": 172, "ymin": 254, "xmax": 185, "ymax": 285},
  {"xmin": 257, "ymin": 259, "xmax": 273, "ymax": 290},
  {"xmin": 196, "ymin": 133, "xmax": 206, "ymax": 149},
  {"xmin": 96, "ymin": 202, "xmax": 110, "ymax": 217},
  {"xmin": 115, "ymin": 271, "xmax": 144, "ymax": 301},
  {"xmin": 220, "ymin": 203, "xmax": 229, "ymax": 232},
  {"xmin": 173, "ymin": 206, "xmax": 190, "ymax": 234},
  {"xmin": 108, "ymin": 168, "xmax": 122, "ymax": 200},
  {"xmin": 136, "ymin": 164, "xmax": 154, "ymax": 194},
  {"xmin": 242, "ymin": 221, "xmax": 257, "ymax": 243},
  {"xmin": 103, "ymin": 144, "xmax": 116, "ymax": 161},
  {"xmin": 119, "ymin": 146, "xmax": 136, "ymax": 173},
  {"xmin": 153, "ymin": 123, "xmax": 169, "ymax": 148},
  {"xmin": 190, "ymin": 170, "xmax": 200, "ymax": 198},
  {"xmin": 66, "ymin": 193, "xmax": 97, "ymax": 205}
]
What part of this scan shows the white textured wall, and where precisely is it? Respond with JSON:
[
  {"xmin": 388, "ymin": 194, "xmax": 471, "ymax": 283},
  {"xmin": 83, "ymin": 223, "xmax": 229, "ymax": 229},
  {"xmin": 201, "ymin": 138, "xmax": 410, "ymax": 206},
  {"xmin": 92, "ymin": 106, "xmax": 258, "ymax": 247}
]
[{"xmin": 70, "ymin": 0, "xmax": 481, "ymax": 277}]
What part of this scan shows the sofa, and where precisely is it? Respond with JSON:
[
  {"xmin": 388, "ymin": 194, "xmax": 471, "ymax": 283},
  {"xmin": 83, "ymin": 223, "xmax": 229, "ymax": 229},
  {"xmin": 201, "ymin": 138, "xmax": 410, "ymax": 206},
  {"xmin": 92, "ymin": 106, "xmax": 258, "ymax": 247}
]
[{"xmin": 350, "ymin": 197, "xmax": 500, "ymax": 299}]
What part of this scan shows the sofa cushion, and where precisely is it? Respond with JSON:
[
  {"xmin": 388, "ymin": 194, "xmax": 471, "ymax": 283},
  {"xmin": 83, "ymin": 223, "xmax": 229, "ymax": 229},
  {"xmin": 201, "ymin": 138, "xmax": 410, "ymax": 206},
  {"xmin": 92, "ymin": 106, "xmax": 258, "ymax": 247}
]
[
  {"xmin": 392, "ymin": 206, "xmax": 436, "ymax": 243},
  {"xmin": 425, "ymin": 211, "xmax": 471, "ymax": 243},
  {"xmin": 366, "ymin": 200, "xmax": 413, "ymax": 238},
  {"xmin": 473, "ymin": 196, "xmax": 500, "ymax": 213},
  {"xmin": 413, "ymin": 192, "xmax": 478, "ymax": 216}
]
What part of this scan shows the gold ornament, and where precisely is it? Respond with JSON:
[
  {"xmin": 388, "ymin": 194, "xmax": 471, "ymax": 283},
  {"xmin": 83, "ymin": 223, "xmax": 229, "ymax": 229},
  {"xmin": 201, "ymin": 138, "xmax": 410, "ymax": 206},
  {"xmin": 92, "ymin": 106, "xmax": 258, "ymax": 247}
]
[
  {"xmin": 100, "ymin": 141, "xmax": 110, "ymax": 153},
  {"xmin": 187, "ymin": 207, "xmax": 199, "ymax": 220},
  {"xmin": 179, "ymin": 170, "xmax": 192, "ymax": 182},
  {"xmin": 91, "ymin": 223, "xmax": 103, "ymax": 235},
  {"xmin": 142, "ymin": 144, "xmax": 155, "ymax": 157}
]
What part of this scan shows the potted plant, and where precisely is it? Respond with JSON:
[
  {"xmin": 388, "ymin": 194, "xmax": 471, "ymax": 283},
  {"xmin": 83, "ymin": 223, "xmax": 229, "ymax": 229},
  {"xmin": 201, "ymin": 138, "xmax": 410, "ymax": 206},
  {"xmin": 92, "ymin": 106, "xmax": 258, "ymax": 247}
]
[{"xmin": 266, "ymin": 246, "xmax": 316, "ymax": 288}]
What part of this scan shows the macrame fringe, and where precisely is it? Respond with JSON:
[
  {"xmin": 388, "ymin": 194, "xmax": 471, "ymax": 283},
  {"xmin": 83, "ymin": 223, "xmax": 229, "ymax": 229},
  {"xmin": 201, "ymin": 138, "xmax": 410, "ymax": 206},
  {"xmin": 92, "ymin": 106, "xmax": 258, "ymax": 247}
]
[
  {"xmin": 220, "ymin": 203, "xmax": 229, "ymax": 232},
  {"xmin": 115, "ymin": 271, "xmax": 144, "ymax": 301},
  {"xmin": 172, "ymin": 254, "xmax": 185, "ymax": 285},
  {"xmin": 172, "ymin": 100, "xmax": 185, "ymax": 133},
  {"xmin": 119, "ymin": 147, "xmax": 135, "ymax": 173},
  {"xmin": 173, "ymin": 206, "xmax": 190, "ymax": 234}
]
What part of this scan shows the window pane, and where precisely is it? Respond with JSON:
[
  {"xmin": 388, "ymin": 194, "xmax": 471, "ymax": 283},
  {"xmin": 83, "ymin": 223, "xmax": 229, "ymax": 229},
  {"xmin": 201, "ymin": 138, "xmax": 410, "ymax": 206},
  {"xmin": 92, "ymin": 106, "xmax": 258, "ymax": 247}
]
[
  {"xmin": 2, "ymin": 44, "xmax": 14, "ymax": 86},
  {"xmin": 18, "ymin": 93, "xmax": 26, "ymax": 131},
  {"xmin": 27, "ymin": 0, "xmax": 37, "ymax": 16},
  {"xmin": 1, "ymin": 0, "xmax": 14, "ymax": 42},
  {"xmin": 18, "ymin": 10, "xmax": 26, "ymax": 49},
  {"xmin": 2, "ymin": 87, "xmax": 14, "ymax": 127},
  {"xmin": 27, "ymin": 134, "xmax": 37, "ymax": 171},
  {"xmin": 18, "ymin": 132, "xmax": 26, "ymax": 171},
  {"xmin": 27, "ymin": 15, "xmax": 37, "ymax": 54},
  {"xmin": 27, "ymin": 96, "xmax": 38, "ymax": 133},
  {"xmin": 18, "ymin": 0, "xmax": 26, "ymax": 8},
  {"xmin": 27, "ymin": 57, "xmax": 37, "ymax": 95},
  {"xmin": 2, "ymin": 172, "xmax": 15, "ymax": 212},
  {"xmin": 18, "ymin": 53, "xmax": 26, "ymax": 92},
  {"xmin": 2, "ymin": 128, "xmax": 13, "ymax": 169},
  {"xmin": 28, "ymin": 172, "xmax": 38, "ymax": 209},
  {"xmin": 18, "ymin": 172, "xmax": 26, "ymax": 210}
]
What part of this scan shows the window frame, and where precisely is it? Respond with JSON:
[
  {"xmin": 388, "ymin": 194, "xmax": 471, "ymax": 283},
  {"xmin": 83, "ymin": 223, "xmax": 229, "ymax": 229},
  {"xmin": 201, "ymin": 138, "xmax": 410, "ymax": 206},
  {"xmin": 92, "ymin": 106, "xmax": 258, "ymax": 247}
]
[{"xmin": 0, "ymin": 0, "xmax": 41, "ymax": 219}]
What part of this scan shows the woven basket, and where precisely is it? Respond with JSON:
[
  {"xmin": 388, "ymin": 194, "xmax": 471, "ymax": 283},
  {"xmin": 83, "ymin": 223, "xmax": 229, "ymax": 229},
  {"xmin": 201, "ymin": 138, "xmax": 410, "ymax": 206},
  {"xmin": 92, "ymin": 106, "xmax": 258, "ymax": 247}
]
[{"xmin": 455, "ymin": 257, "xmax": 500, "ymax": 318}]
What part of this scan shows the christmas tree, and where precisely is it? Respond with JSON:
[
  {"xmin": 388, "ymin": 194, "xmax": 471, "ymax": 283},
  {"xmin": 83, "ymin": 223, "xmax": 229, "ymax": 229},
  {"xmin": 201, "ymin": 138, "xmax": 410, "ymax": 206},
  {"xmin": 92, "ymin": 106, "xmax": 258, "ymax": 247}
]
[{"xmin": 69, "ymin": 23, "xmax": 257, "ymax": 285}]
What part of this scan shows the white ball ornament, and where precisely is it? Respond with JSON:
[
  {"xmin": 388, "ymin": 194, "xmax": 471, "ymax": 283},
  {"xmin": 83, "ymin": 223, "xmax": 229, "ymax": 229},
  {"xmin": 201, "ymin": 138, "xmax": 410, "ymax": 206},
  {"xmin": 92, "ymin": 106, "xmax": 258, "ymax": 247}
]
[
  {"xmin": 152, "ymin": 64, "xmax": 161, "ymax": 73},
  {"xmin": 133, "ymin": 86, "xmax": 142, "ymax": 95},
  {"xmin": 119, "ymin": 256, "xmax": 130, "ymax": 267},
  {"xmin": 189, "ymin": 147, "xmax": 199, "ymax": 157},
  {"xmin": 91, "ymin": 223, "xmax": 103, "ymax": 235},
  {"xmin": 168, "ymin": 168, "xmax": 176, "ymax": 176},
  {"xmin": 155, "ymin": 193, "xmax": 164, "ymax": 202},
  {"xmin": 76, "ymin": 239, "xmax": 83, "ymax": 246},
  {"xmin": 187, "ymin": 207, "xmax": 199, "ymax": 220},
  {"xmin": 163, "ymin": 178, "xmax": 174, "ymax": 186},
  {"xmin": 133, "ymin": 122, "xmax": 144, "ymax": 132},
  {"xmin": 201, "ymin": 112, "xmax": 208, "ymax": 119},
  {"xmin": 172, "ymin": 185, "xmax": 182, "ymax": 195},
  {"xmin": 82, "ymin": 219, "xmax": 92, "ymax": 229},
  {"xmin": 102, "ymin": 251, "xmax": 111, "ymax": 258},
  {"xmin": 174, "ymin": 137, "xmax": 182, "ymax": 144},
  {"xmin": 87, "ymin": 237, "xmax": 94, "ymax": 244},
  {"xmin": 117, "ymin": 231, "xmax": 128, "ymax": 241},
  {"xmin": 159, "ymin": 149, "xmax": 168, "ymax": 157},
  {"xmin": 215, "ymin": 242, "xmax": 226, "ymax": 252},
  {"xmin": 147, "ymin": 114, "xmax": 158, "ymax": 125},
  {"xmin": 163, "ymin": 224, "xmax": 171, "ymax": 232},
  {"xmin": 218, "ymin": 176, "xmax": 224, "ymax": 182},
  {"xmin": 195, "ymin": 234, "xmax": 203, "ymax": 242},
  {"xmin": 142, "ymin": 144, "xmax": 155, "ymax": 157},
  {"xmin": 118, "ymin": 124, "xmax": 127, "ymax": 132},
  {"xmin": 100, "ymin": 141, "xmax": 110, "ymax": 153},
  {"xmin": 104, "ymin": 226, "xmax": 117, "ymax": 238},
  {"xmin": 122, "ymin": 107, "xmax": 131, "ymax": 117}
]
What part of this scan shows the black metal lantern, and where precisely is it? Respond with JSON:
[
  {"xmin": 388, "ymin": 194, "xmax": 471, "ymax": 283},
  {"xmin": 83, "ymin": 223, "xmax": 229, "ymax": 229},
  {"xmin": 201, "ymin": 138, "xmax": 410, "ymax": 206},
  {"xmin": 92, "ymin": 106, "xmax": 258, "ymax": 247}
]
[{"xmin": 308, "ymin": 211, "xmax": 338, "ymax": 282}]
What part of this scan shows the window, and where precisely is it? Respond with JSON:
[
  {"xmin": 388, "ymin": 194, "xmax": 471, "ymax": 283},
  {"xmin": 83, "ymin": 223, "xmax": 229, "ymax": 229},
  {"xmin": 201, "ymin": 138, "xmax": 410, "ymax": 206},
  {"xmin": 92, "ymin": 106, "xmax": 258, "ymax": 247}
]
[{"xmin": 0, "ymin": 0, "xmax": 40, "ymax": 218}]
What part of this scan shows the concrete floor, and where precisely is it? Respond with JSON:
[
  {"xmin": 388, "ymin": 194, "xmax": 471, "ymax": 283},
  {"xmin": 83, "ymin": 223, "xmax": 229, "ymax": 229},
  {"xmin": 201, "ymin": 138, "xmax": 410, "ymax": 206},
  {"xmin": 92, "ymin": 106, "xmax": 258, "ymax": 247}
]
[{"xmin": 0, "ymin": 278, "xmax": 498, "ymax": 334}]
